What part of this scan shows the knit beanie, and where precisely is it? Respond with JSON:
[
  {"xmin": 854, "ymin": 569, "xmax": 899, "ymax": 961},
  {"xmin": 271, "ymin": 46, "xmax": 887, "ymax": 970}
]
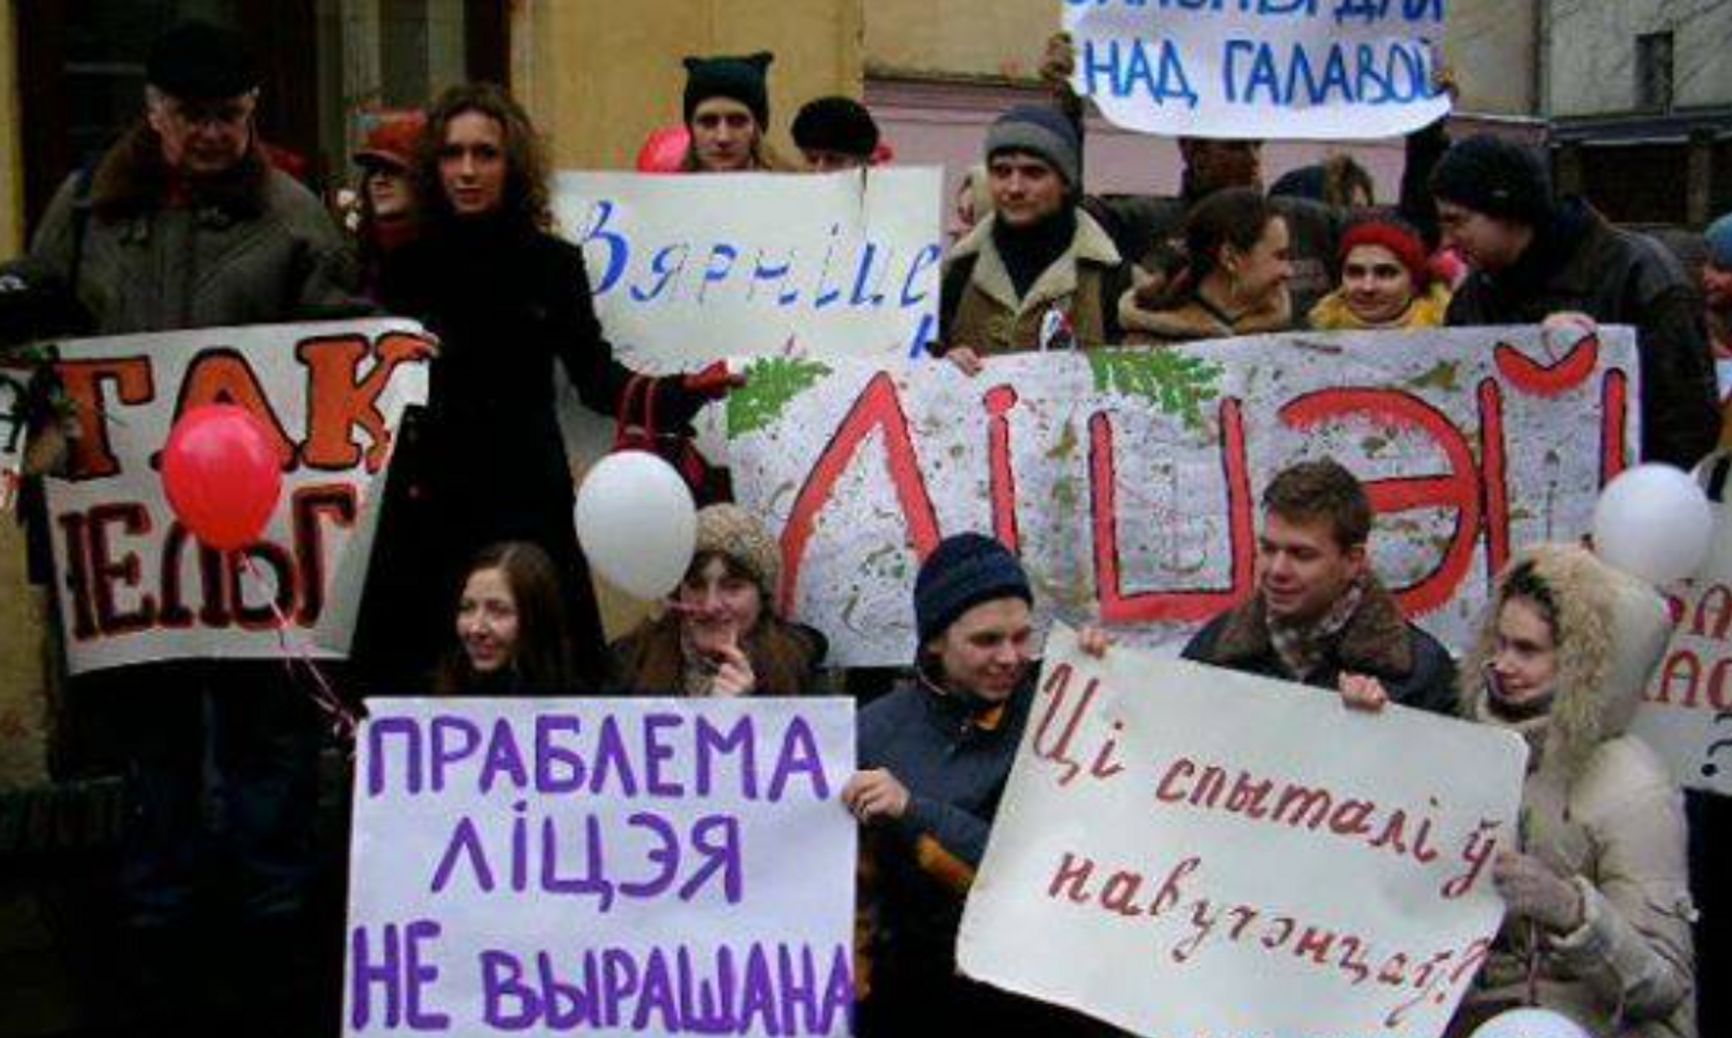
[
  {"xmin": 1706, "ymin": 213, "xmax": 1732, "ymax": 270},
  {"xmin": 147, "ymin": 19, "xmax": 259, "ymax": 99},
  {"xmin": 984, "ymin": 105, "xmax": 1081, "ymax": 188},
  {"xmin": 1429, "ymin": 134, "xmax": 1554, "ymax": 227},
  {"xmin": 682, "ymin": 52, "xmax": 774, "ymax": 129},
  {"xmin": 354, "ymin": 110, "xmax": 427, "ymax": 172},
  {"xmin": 791, "ymin": 96, "xmax": 880, "ymax": 159},
  {"xmin": 1340, "ymin": 218, "xmax": 1431, "ymax": 289},
  {"xmin": 694, "ymin": 504, "xmax": 781, "ymax": 603},
  {"xmin": 914, "ymin": 533, "xmax": 1032, "ymax": 646}
]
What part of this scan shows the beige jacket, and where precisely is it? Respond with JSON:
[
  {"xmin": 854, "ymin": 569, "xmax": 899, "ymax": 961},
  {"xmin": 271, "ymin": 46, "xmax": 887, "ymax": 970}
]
[
  {"xmin": 1455, "ymin": 545, "xmax": 1696, "ymax": 1038},
  {"xmin": 941, "ymin": 209, "xmax": 1124, "ymax": 355}
]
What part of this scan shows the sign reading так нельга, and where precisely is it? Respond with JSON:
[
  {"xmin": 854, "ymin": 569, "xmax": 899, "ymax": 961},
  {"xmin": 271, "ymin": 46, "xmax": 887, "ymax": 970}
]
[
  {"xmin": 958, "ymin": 624, "xmax": 1526, "ymax": 1038},
  {"xmin": 1064, "ymin": 0, "xmax": 1452, "ymax": 140},
  {"xmin": 344, "ymin": 697, "xmax": 857, "ymax": 1037}
]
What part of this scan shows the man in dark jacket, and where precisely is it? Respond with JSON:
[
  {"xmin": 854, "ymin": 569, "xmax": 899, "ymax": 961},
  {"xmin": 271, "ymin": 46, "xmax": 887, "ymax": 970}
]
[
  {"xmin": 1433, "ymin": 134, "xmax": 1719, "ymax": 470},
  {"xmin": 843, "ymin": 533, "xmax": 1106, "ymax": 1036},
  {"xmin": 1183, "ymin": 459, "xmax": 1457, "ymax": 715}
]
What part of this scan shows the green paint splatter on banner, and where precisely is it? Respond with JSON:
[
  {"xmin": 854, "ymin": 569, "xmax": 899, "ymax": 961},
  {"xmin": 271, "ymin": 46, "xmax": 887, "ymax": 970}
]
[
  {"xmin": 1407, "ymin": 360, "xmax": 1460, "ymax": 393},
  {"xmin": 1086, "ymin": 349, "xmax": 1223, "ymax": 430},
  {"xmin": 727, "ymin": 357, "xmax": 833, "ymax": 438}
]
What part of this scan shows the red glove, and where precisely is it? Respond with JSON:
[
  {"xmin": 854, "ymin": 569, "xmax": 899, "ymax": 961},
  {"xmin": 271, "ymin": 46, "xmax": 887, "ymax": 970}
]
[{"xmin": 682, "ymin": 360, "xmax": 747, "ymax": 401}]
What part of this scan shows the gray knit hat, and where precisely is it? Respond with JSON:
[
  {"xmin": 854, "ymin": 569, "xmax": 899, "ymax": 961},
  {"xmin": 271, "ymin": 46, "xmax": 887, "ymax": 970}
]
[
  {"xmin": 694, "ymin": 504, "xmax": 781, "ymax": 601},
  {"xmin": 984, "ymin": 105, "xmax": 1080, "ymax": 187}
]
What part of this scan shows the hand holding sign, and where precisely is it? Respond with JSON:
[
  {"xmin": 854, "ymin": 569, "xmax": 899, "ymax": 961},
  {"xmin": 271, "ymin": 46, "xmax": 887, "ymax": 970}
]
[{"xmin": 161, "ymin": 404, "xmax": 282, "ymax": 552}]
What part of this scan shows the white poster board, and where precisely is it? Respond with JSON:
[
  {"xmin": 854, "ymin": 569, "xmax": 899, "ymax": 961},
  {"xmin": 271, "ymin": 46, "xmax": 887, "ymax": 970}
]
[
  {"xmin": 553, "ymin": 169, "xmax": 944, "ymax": 372},
  {"xmin": 958, "ymin": 624, "xmax": 1526, "ymax": 1037},
  {"xmin": 726, "ymin": 327, "xmax": 1639, "ymax": 665},
  {"xmin": 344, "ymin": 697, "xmax": 857, "ymax": 1037},
  {"xmin": 43, "ymin": 319, "xmax": 431, "ymax": 673},
  {"xmin": 1064, "ymin": 0, "xmax": 1452, "ymax": 140}
]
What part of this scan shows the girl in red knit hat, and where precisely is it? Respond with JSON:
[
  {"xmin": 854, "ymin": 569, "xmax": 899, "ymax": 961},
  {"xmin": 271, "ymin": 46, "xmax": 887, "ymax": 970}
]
[{"xmin": 1308, "ymin": 217, "xmax": 1453, "ymax": 330}]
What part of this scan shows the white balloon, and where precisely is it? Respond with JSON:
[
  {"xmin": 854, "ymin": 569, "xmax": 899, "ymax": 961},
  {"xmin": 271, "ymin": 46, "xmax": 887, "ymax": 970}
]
[
  {"xmin": 1469, "ymin": 1006, "xmax": 1591, "ymax": 1038},
  {"xmin": 573, "ymin": 451, "xmax": 697, "ymax": 600},
  {"xmin": 1593, "ymin": 463, "xmax": 1714, "ymax": 586}
]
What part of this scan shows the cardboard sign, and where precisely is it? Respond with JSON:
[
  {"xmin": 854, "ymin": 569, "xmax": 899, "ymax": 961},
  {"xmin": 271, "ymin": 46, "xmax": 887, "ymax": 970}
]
[
  {"xmin": 726, "ymin": 328, "xmax": 1639, "ymax": 666},
  {"xmin": 1634, "ymin": 453, "xmax": 1732, "ymax": 796},
  {"xmin": 345, "ymin": 697, "xmax": 857, "ymax": 1037},
  {"xmin": 552, "ymin": 169, "xmax": 943, "ymax": 372},
  {"xmin": 1064, "ymin": 0, "xmax": 1452, "ymax": 140},
  {"xmin": 957, "ymin": 624, "xmax": 1526, "ymax": 1038},
  {"xmin": 44, "ymin": 320, "xmax": 432, "ymax": 673}
]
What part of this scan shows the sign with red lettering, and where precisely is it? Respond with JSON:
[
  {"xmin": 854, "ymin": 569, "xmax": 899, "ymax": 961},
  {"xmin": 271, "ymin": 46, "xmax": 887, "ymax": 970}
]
[
  {"xmin": 726, "ymin": 328, "xmax": 1638, "ymax": 665},
  {"xmin": 1635, "ymin": 454, "xmax": 1732, "ymax": 796},
  {"xmin": 957, "ymin": 624, "xmax": 1526, "ymax": 1037},
  {"xmin": 346, "ymin": 696, "xmax": 857, "ymax": 1037},
  {"xmin": 44, "ymin": 320, "xmax": 433, "ymax": 674}
]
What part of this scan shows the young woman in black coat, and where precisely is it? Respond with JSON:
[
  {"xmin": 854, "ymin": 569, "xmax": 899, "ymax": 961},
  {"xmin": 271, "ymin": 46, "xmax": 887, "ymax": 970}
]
[{"xmin": 374, "ymin": 83, "xmax": 736, "ymax": 689}]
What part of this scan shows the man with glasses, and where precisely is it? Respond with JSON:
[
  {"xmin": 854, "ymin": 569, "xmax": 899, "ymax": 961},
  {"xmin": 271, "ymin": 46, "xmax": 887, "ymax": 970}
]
[{"xmin": 4, "ymin": 18, "xmax": 362, "ymax": 1027}]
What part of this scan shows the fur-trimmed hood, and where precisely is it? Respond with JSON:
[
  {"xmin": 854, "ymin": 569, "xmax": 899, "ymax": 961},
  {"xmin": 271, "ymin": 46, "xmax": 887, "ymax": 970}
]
[
  {"xmin": 1460, "ymin": 544, "xmax": 1671, "ymax": 779},
  {"xmin": 90, "ymin": 121, "xmax": 271, "ymax": 223},
  {"xmin": 1118, "ymin": 266, "xmax": 1294, "ymax": 344},
  {"xmin": 1207, "ymin": 575, "xmax": 1415, "ymax": 677}
]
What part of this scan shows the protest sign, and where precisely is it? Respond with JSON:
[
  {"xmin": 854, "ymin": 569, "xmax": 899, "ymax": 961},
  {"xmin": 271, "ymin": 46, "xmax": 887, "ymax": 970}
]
[
  {"xmin": 727, "ymin": 327, "xmax": 1638, "ymax": 666},
  {"xmin": 1064, "ymin": 0, "xmax": 1452, "ymax": 140},
  {"xmin": 957, "ymin": 624, "xmax": 1526, "ymax": 1037},
  {"xmin": 552, "ymin": 169, "xmax": 943, "ymax": 372},
  {"xmin": 44, "ymin": 319, "xmax": 432, "ymax": 674},
  {"xmin": 1634, "ymin": 454, "xmax": 1732, "ymax": 796},
  {"xmin": 345, "ymin": 697, "xmax": 856, "ymax": 1037},
  {"xmin": 0, "ymin": 363, "xmax": 25, "ymax": 514}
]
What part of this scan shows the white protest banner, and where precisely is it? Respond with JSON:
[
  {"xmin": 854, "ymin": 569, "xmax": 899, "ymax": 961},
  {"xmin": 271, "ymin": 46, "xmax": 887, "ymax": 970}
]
[
  {"xmin": 727, "ymin": 327, "xmax": 1638, "ymax": 666},
  {"xmin": 345, "ymin": 697, "xmax": 856, "ymax": 1037},
  {"xmin": 1633, "ymin": 454, "xmax": 1732, "ymax": 796},
  {"xmin": 552, "ymin": 169, "xmax": 943, "ymax": 372},
  {"xmin": 1064, "ymin": 0, "xmax": 1451, "ymax": 140},
  {"xmin": 957, "ymin": 624, "xmax": 1526, "ymax": 1037},
  {"xmin": 44, "ymin": 319, "xmax": 432, "ymax": 673},
  {"xmin": 0, "ymin": 362, "xmax": 25, "ymax": 514}
]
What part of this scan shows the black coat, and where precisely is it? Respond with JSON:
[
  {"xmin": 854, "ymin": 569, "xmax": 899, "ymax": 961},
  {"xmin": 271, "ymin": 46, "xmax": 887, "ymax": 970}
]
[
  {"xmin": 367, "ymin": 216, "xmax": 695, "ymax": 688},
  {"xmin": 1445, "ymin": 198, "xmax": 1720, "ymax": 470}
]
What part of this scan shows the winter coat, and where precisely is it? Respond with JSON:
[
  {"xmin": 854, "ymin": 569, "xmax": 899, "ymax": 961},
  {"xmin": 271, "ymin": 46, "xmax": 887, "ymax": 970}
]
[
  {"xmin": 856, "ymin": 668, "xmax": 1035, "ymax": 977},
  {"xmin": 1118, "ymin": 268, "xmax": 1296, "ymax": 345},
  {"xmin": 939, "ymin": 209, "xmax": 1130, "ymax": 354},
  {"xmin": 1181, "ymin": 577, "xmax": 1458, "ymax": 716},
  {"xmin": 372, "ymin": 216, "xmax": 702, "ymax": 687},
  {"xmin": 1307, "ymin": 280, "xmax": 1452, "ymax": 331},
  {"xmin": 604, "ymin": 616, "xmax": 829, "ymax": 696},
  {"xmin": 25, "ymin": 122, "xmax": 362, "ymax": 333},
  {"xmin": 1453, "ymin": 545, "xmax": 1696, "ymax": 1038},
  {"xmin": 1445, "ymin": 199, "xmax": 1719, "ymax": 470}
]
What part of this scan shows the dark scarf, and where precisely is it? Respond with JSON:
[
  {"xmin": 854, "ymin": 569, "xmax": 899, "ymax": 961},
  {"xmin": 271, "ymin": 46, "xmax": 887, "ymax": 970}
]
[{"xmin": 992, "ymin": 206, "xmax": 1077, "ymax": 301}]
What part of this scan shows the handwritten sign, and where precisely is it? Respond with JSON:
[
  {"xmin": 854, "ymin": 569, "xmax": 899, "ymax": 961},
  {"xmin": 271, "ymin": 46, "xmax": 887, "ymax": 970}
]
[
  {"xmin": 1064, "ymin": 0, "xmax": 1452, "ymax": 140},
  {"xmin": 1634, "ymin": 455, "xmax": 1732, "ymax": 796},
  {"xmin": 552, "ymin": 169, "xmax": 943, "ymax": 372},
  {"xmin": 344, "ymin": 697, "xmax": 857, "ymax": 1037},
  {"xmin": 957, "ymin": 624, "xmax": 1525, "ymax": 1037},
  {"xmin": 44, "ymin": 320, "xmax": 432, "ymax": 673},
  {"xmin": 726, "ymin": 328, "xmax": 1638, "ymax": 666},
  {"xmin": 0, "ymin": 363, "xmax": 24, "ymax": 514}
]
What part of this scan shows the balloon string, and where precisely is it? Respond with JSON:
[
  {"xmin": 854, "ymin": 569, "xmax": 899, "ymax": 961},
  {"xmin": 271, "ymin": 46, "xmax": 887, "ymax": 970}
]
[{"xmin": 239, "ymin": 552, "xmax": 362, "ymax": 752}]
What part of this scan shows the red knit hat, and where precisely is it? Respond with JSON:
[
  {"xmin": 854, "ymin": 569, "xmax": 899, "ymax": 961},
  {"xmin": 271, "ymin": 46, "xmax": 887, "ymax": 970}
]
[
  {"xmin": 1340, "ymin": 219, "xmax": 1430, "ymax": 289},
  {"xmin": 354, "ymin": 110, "xmax": 427, "ymax": 172}
]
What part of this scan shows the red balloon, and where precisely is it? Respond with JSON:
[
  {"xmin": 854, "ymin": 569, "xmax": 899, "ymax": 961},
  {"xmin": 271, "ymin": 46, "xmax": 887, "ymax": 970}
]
[
  {"xmin": 161, "ymin": 404, "xmax": 283, "ymax": 552},
  {"xmin": 635, "ymin": 124, "xmax": 691, "ymax": 173}
]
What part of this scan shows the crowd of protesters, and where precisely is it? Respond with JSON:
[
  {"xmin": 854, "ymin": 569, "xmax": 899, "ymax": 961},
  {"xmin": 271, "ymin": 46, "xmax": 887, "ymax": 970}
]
[{"xmin": 2, "ymin": 15, "xmax": 1729, "ymax": 1038}]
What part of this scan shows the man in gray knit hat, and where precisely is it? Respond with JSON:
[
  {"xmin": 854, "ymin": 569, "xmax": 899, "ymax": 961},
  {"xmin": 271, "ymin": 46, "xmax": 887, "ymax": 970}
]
[{"xmin": 936, "ymin": 104, "xmax": 1133, "ymax": 370}]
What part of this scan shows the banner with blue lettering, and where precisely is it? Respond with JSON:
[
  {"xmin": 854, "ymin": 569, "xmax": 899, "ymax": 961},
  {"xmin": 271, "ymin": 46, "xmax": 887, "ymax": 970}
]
[
  {"xmin": 553, "ymin": 169, "xmax": 943, "ymax": 373},
  {"xmin": 1063, "ymin": 0, "xmax": 1451, "ymax": 140},
  {"xmin": 344, "ymin": 697, "xmax": 857, "ymax": 1037}
]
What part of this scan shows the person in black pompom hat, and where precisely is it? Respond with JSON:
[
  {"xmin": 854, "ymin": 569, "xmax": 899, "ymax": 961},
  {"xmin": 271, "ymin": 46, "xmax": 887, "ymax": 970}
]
[
  {"xmin": 791, "ymin": 95, "xmax": 880, "ymax": 172},
  {"xmin": 843, "ymin": 532, "xmax": 1110, "ymax": 1035},
  {"xmin": 1433, "ymin": 133, "xmax": 1719, "ymax": 470},
  {"xmin": 680, "ymin": 51, "xmax": 787, "ymax": 172}
]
